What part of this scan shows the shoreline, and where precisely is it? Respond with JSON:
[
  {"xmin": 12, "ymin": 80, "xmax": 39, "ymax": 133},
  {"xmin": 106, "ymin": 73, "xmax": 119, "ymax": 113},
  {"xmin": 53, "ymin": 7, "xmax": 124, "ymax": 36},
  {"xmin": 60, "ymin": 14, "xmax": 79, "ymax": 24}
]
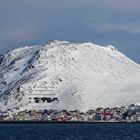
[{"xmin": 0, "ymin": 120, "xmax": 139, "ymax": 124}]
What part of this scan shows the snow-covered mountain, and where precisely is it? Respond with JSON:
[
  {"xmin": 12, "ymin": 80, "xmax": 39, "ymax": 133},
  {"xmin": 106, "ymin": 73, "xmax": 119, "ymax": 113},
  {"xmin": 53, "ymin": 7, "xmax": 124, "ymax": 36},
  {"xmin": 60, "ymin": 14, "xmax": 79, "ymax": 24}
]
[{"xmin": 0, "ymin": 40, "xmax": 140, "ymax": 111}]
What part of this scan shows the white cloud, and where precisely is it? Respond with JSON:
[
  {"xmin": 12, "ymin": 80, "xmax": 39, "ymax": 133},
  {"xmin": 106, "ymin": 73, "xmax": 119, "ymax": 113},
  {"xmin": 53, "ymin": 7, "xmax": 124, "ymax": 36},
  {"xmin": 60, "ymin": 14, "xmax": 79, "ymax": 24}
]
[
  {"xmin": 83, "ymin": 16, "xmax": 140, "ymax": 33},
  {"xmin": 96, "ymin": 23, "xmax": 140, "ymax": 33}
]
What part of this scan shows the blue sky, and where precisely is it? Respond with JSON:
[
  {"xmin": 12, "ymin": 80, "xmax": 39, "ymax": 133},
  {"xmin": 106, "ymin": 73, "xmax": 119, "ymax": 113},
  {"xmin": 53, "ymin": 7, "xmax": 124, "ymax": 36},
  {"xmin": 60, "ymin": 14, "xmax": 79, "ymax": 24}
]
[{"xmin": 0, "ymin": 0, "xmax": 140, "ymax": 63}]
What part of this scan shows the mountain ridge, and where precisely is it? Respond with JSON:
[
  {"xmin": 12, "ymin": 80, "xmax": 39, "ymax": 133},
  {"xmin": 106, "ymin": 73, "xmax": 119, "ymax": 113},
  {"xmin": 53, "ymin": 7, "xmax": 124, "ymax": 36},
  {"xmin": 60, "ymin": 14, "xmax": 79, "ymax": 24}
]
[{"xmin": 0, "ymin": 40, "xmax": 140, "ymax": 111}]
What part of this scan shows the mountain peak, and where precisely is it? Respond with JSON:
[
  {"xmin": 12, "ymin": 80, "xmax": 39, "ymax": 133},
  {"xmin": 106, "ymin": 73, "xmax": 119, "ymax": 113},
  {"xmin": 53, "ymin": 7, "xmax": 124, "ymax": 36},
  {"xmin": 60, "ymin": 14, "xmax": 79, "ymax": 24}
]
[{"xmin": 0, "ymin": 41, "xmax": 140, "ymax": 111}]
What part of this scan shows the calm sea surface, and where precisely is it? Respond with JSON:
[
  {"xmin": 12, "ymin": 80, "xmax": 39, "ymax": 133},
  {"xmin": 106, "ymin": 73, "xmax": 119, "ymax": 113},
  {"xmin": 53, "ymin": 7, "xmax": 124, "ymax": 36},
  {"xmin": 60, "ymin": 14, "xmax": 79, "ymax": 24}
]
[{"xmin": 0, "ymin": 123, "xmax": 140, "ymax": 140}]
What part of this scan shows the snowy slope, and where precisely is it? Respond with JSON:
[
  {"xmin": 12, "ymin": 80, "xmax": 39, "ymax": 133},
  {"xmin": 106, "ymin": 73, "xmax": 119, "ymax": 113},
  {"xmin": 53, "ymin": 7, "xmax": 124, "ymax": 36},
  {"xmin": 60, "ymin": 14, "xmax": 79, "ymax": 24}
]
[{"xmin": 0, "ymin": 40, "xmax": 140, "ymax": 111}]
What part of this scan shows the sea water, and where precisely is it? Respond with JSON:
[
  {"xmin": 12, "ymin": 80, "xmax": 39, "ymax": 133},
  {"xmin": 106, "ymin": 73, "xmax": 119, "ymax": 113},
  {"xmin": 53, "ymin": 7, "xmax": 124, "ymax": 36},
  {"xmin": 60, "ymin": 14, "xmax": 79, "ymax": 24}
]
[{"xmin": 0, "ymin": 123, "xmax": 140, "ymax": 140}]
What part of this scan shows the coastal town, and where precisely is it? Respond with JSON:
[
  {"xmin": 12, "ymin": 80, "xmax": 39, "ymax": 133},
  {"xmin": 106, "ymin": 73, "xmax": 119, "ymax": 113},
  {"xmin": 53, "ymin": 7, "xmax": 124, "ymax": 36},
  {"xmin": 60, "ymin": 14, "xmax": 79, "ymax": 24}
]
[{"xmin": 0, "ymin": 104, "xmax": 140, "ymax": 122}]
